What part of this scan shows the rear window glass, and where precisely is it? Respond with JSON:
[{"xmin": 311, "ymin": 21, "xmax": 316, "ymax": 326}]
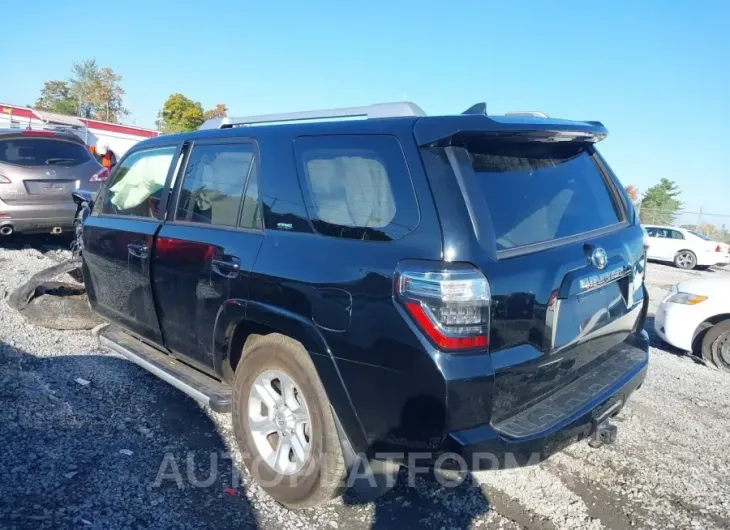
[
  {"xmin": 690, "ymin": 230, "xmax": 711, "ymax": 241},
  {"xmin": 0, "ymin": 138, "xmax": 91, "ymax": 167},
  {"xmin": 465, "ymin": 141, "xmax": 621, "ymax": 251}
]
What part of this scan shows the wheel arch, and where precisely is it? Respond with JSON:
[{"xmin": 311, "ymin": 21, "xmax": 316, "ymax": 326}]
[
  {"xmin": 212, "ymin": 298, "xmax": 369, "ymax": 454},
  {"xmin": 691, "ymin": 313, "xmax": 730, "ymax": 352}
]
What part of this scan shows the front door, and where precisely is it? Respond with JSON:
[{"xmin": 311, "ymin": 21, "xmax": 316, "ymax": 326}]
[
  {"xmin": 82, "ymin": 145, "xmax": 179, "ymax": 344},
  {"xmin": 153, "ymin": 139, "xmax": 264, "ymax": 372}
]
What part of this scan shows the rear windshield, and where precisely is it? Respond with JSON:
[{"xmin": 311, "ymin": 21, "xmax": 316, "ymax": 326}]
[
  {"xmin": 465, "ymin": 141, "xmax": 621, "ymax": 251},
  {"xmin": 0, "ymin": 138, "xmax": 91, "ymax": 167},
  {"xmin": 689, "ymin": 230, "xmax": 712, "ymax": 241}
]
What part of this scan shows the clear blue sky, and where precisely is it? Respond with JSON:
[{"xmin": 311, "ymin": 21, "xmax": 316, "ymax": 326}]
[{"xmin": 1, "ymin": 0, "xmax": 728, "ymax": 216}]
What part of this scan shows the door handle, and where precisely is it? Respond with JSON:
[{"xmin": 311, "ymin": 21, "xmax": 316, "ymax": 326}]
[
  {"xmin": 127, "ymin": 242, "xmax": 149, "ymax": 259},
  {"xmin": 211, "ymin": 256, "xmax": 241, "ymax": 278}
]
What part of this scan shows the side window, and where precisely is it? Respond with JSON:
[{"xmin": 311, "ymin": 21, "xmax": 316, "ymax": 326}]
[
  {"xmin": 101, "ymin": 146, "xmax": 176, "ymax": 218},
  {"xmin": 645, "ymin": 227, "xmax": 657, "ymax": 237},
  {"xmin": 294, "ymin": 135, "xmax": 419, "ymax": 241},
  {"xmin": 175, "ymin": 143, "xmax": 253, "ymax": 227},
  {"xmin": 655, "ymin": 229, "xmax": 668, "ymax": 239},
  {"xmin": 239, "ymin": 161, "xmax": 262, "ymax": 230},
  {"xmin": 671, "ymin": 230, "xmax": 685, "ymax": 240}
]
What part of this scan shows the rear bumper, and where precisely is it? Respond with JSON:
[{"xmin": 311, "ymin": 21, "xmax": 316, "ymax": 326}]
[
  {"xmin": 0, "ymin": 199, "xmax": 76, "ymax": 233},
  {"xmin": 697, "ymin": 251, "xmax": 721, "ymax": 267},
  {"xmin": 438, "ymin": 331, "xmax": 649, "ymax": 470}
]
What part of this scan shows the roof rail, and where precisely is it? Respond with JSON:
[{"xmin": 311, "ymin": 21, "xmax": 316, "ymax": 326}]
[
  {"xmin": 504, "ymin": 111, "xmax": 549, "ymax": 118},
  {"xmin": 199, "ymin": 101, "xmax": 427, "ymax": 130}
]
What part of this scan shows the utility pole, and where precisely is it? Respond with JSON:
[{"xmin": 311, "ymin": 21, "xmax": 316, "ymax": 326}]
[{"xmin": 696, "ymin": 207, "xmax": 704, "ymax": 233}]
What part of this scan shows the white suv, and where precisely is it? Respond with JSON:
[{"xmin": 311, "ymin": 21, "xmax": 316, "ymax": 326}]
[{"xmin": 643, "ymin": 225, "xmax": 722, "ymax": 270}]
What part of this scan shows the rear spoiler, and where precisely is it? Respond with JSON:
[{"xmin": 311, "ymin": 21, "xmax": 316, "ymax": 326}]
[{"xmin": 413, "ymin": 114, "xmax": 608, "ymax": 147}]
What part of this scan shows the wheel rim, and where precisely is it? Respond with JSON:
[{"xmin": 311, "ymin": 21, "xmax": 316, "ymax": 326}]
[
  {"xmin": 248, "ymin": 370, "xmax": 311, "ymax": 475},
  {"xmin": 676, "ymin": 252, "xmax": 694, "ymax": 269},
  {"xmin": 714, "ymin": 331, "xmax": 730, "ymax": 370}
]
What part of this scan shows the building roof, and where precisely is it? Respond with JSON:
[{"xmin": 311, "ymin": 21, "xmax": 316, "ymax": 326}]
[{"xmin": 0, "ymin": 103, "xmax": 159, "ymax": 138}]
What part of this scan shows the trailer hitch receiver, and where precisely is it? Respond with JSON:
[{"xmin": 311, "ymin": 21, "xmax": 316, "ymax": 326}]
[{"xmin": 588, "ymin": 399, "xmax": 622, "ymax": 448}]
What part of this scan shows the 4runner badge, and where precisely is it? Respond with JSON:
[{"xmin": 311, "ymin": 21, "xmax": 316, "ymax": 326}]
[{"xmin": 591, "ymin": 247, "xmax": 608, "ymax": 270}]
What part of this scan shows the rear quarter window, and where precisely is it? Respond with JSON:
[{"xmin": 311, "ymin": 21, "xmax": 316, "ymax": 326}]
[
  {"xmin": 0, "ymin": 138, "xmax": 91, "ymax": 167},
  {"xmin": 294, "ymin": 135, "xmax": 419, "ymax": 241},
  {"xmin": 465, "ymin": 141, "xmax": 622, "ymax": 251}
]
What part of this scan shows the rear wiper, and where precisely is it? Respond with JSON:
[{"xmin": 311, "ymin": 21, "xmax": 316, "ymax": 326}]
[{"xmin": 45, "ymin": 158, "xmax": 76, "ymax": 165}]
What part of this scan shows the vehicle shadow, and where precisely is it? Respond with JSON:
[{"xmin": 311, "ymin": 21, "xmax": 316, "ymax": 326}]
[
  {"xmin": 339, "ymin": 396, "xmax": 492, "ymax": 529},
  {"xmin": 0, "ymin": 340, "xmax": 260, "ymax": 529},
  {"xmin": 341, "ymin": 468, "xmax": 492, "ymax": 530},
  {"xmin": 0, "ymin": 335, "xmax": 500, "ymax": 529}
]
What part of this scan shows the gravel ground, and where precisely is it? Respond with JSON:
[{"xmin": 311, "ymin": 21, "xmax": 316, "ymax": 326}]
[{"xmin": 1, "ymin": 238, "xmax": 729, "ymax": 529}]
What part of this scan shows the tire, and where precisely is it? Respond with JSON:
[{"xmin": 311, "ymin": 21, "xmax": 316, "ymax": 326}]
[
  {"xmin": 231, "ymin": 334, "xmax": 346, "ymax": 509},
  {"xmin": 701, "ymin": 320, "xmax": 730, "ymax": 373},
  {"xmin": 674, "ymin": 250, "xmax": 697, "ymax": 270},
  {"xmin": 21, "ymin": 287, "xmax": 103, "ymax": 330}
]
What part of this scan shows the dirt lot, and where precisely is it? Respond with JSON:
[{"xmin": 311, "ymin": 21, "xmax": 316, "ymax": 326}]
[{"xmin": 1, "ymin": 237, "xmax": 729, "ymax": 529}]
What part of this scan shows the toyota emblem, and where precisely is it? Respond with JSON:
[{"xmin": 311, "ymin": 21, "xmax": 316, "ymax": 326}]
[{"xmin": 591, "ymin": 247, "xmax": 608, "ymax": 270}]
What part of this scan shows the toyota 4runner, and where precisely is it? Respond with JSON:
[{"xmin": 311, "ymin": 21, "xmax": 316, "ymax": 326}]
[{"xmin": 75, "ymin": 102, "xmax": 649, "ymax": 508}]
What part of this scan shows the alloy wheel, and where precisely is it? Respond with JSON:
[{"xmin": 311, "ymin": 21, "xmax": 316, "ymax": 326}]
[
  {"xmin": 248, "ymin": 370, "xmax": 311, "ymax": 475},
  {"xmin": 676, "ymin": 252, "xmax": 695, "ymax": 269}
]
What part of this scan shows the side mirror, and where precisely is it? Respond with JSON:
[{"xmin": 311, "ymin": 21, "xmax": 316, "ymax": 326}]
[
  {"xmin": 71, "ymin": 189, "xmax": 95, "ymax": 208},
  {"xmin": 71, "ymin": 190, "xmax": 95, "ymax": 256}
]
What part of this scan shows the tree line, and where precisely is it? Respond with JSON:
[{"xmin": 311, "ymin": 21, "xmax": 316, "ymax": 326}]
[{"xmin": 33, "ymin": 58, "xmax": 226, "ymax": 131}]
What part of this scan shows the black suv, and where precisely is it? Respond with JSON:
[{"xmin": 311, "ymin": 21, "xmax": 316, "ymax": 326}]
[{"xmin": 77, "ymin": 102, "xmax": 649, "ymax": 508}]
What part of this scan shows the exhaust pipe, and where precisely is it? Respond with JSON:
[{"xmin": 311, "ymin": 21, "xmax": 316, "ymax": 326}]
[
  {"xmin": 51, "ymin": 227, "xmax": 62, "ymax": 235},
  {"xmin": 0, "ymin": 225, "xmax": 13, "ymax": 236}
]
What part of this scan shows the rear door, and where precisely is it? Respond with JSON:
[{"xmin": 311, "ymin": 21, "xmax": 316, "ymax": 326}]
[
  {"xmin": 425, "ymin": 138, "xmax": 646, "ymax": 422},
  {"xmin": 153, "ymin": 138, "xmax": 264, "ymax": 373},
  {"xmin": 643, "ymin": 226, "xmax": 661, "ymax": 259},
  {"xmin": 651, "ymin": 228, "xmax": 678, "ymax": 260},
  {"xmin": 0, "ymin": 133, "xmax": 103, "ymax": 208},
  {"xmin": 82, "ymin": 144, "xmax": 181, "ymax": 343}
]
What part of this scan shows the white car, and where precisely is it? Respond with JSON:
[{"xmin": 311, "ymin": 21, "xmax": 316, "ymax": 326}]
[
  {"xmin": 688, "ymin": 230, "xmax": 730, "ymax": 266},
  {"xmin": 654, "ymin": 278, "xmax": 730, "ymax": 372},
  {"xmin": 643, "ymin": 225, "xmax": 724, "ymax": 270}
]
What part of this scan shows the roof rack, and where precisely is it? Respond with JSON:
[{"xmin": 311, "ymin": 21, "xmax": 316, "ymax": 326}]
[
  {"xmin": 504, "ymin": 111, "xmax": 549, "ymax": 118},
  {"xmin": 199, "ymin": 101, "xmax": 427, "ymax": 130}
]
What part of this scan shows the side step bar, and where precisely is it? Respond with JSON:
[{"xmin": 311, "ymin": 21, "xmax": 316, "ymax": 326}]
[{"xmin": 99, "ymin": 326, "xmax": 232, "ymax": 413}]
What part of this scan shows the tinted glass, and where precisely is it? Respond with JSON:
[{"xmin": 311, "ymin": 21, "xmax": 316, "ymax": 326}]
[
  {"xmin": 0, "ymin": 138, "xmax": 91, "ymax": 167},
  {"xmin": 465, "ymin": 141, "xmax": 620, "ymax": 250},
  {"xmin": 670, "ymin": 230, "xmax": 685, "ymax": 240},
  {"xmin": 176, "ymin": 143, "xmax": 253, "ymax": 227},
  {"xmin": 295, "ymin": 135, "xmax": 418, "ymax": 241},
  {"xmin": 101, "ymin": 146, "xmax": 176, "ymax": 218},
  {"xmin": 239, "ymin": 160, "xmax": 262, "ymax": 230},
  {"xmin": 645, "ymin": 227, "xmax": 657, "ymax": 237}
]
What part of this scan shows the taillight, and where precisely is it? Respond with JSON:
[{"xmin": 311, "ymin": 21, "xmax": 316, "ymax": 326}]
[
  {"xmin": 89, "ymin": 167, "xmax": 110, "ymax": 182},
  {"xmin": 0, "ymin": 175, "xmax": 10, "ymax": 184},
  {"xmin": 395, "ymin": 261, "xmax": 490, "ymax": 352},
  {"xmin": 716, "ymin": 245, "xmax": 722, "ymax": 252}
]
